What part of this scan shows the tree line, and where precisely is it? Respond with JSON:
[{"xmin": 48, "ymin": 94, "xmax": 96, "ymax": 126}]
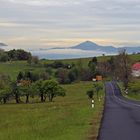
[
  {"xmin": 0, "ymin": 49, "xmax": 31, "ymax": 62},
  {"xmin": 0, "ymin": 73, "xmax": 66, "ymax": 104}
]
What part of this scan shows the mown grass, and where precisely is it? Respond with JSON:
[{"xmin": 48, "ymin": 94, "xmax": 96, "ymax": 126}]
[{"xmin": 0, "ymin": 82, "xmax": 104, "ymax": 140}]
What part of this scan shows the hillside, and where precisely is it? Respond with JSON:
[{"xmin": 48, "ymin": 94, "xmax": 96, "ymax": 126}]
[{"xmin": 0, "ymin": 54, "xmax": 139, "ymax": 80}]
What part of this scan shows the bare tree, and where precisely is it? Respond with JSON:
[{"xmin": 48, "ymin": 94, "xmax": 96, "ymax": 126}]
[
  {"xmin": 97, "ymin": 61, "xmax": 111, "ymax": 77},
  {"xmin": 114, "ymin": 49, "xmax": 132, "ymax": 90}
]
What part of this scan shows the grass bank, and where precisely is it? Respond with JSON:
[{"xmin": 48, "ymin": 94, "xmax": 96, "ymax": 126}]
[{"xmin": 118, "ymin": 82, "xmax": 140, "ymax": 101}]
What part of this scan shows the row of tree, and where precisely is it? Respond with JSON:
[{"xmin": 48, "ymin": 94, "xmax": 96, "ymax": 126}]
[{"xmin": 0, "ymin": 74, "xmax": 66, "ymax": 104}]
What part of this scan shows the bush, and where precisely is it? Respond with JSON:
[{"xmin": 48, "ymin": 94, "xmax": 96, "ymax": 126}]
[
  {"xmin": 0, "ymin": 53, "xmax": 9, "ymax": 62},
  {"xmin": 55, "ymin": 68, "xmax": 71, "ymax": 84},
  {"xmin": 87, "ymin": 90, "xmax": 94, "ymax": 99}
]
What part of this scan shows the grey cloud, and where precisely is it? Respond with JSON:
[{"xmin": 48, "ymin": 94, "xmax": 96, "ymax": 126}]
[{"xmin": 0, "ymin": 0, "xmax": 140, "ymax": 49}]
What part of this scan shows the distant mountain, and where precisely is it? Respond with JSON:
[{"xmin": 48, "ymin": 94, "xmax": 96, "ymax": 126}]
[
  {"xmin": 0, "ymin": 43, "xmax": 7, "ymax": 47},
  {"xmin": 1, "ymin": 41, "xmax": 140, "ymax": 59},
  {"xmin": 121, "ymin": 46, "xmax": 140, "ymax": 54},
  {"xmin": 70, "ymin": 41, "xmax": 140, "ymax": 54},
  {"xmin": 70, "ymin": 41, "xmax": 117, "ymax": 53}
]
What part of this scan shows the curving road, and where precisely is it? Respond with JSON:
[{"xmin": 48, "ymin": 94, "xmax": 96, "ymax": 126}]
[{"xmin": 98, "ymin": 82, "xmax": 140, "ymax": 140}]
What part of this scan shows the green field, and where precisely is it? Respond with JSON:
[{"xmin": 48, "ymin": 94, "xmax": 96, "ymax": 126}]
[
  {"xmin": 0, "ymin": 82, "xmax": 104, "ymax": 140},
  {"xmin": 0, "ymin": 54, "xmax": 139, "ymax": 80},
  {"xmin": 0, "ymin": 61, "xmax": 45, "ymax": 80},
  {"xmin": 0, "ymin": 54, "xmax": 139, "ymax": 140}
]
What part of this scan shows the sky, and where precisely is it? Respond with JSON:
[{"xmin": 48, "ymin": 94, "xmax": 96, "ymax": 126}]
[{"xmin": 0, "ymin": 0, "xmax": 140, "ymax": 51}]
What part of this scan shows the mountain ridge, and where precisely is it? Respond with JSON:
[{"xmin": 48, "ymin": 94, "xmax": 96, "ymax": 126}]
[{"xmin": 0, "ymin": 43, "xmax": 7, "ymax": 47}]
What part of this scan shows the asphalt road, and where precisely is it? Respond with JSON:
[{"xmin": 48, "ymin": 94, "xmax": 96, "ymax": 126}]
[{"xmin": 98, "ymin": 81, "xmax": 140, "ymax": 140}]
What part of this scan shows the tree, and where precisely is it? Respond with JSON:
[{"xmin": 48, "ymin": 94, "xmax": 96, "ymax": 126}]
[
  {"xmin": 35, "ymin": 80, "xmax": 45, "ymax": 102},
  {"xmin": 11, "ymin": 81, "xmax": 21, "ymax": 104},
  {"xmin": 17, "ymin": 71, "xmax": 24, "ymax": 82},
  {"xmin": 7, "ymin": 49, "xmax": 31, "ymax": 61},
  {"xmin": 88, "ymin": 61, "xmax": 96, "ymax": 73},
  {"xmin": 93, "ymin": 82, "xmax": 103, "ymax": 99},
  {"xmin": 31, "ymin": 56, "xmax": 39, "ymax": 65},
  {"xmin": 25, "ymin": 71, "xmax": 33, "ymax": 81},
  {"xmin": 27, "ymin": 55, "xmax": 32, "ymax": 65},
  {"xmin": 42, "ymin": 80, "xmax": 66, "ymax": 102},
  {"xmin": 0, "ymin": 53, "xmax": 9, "ymax": 62},
  {"xmin": 52, "ymin": 61, "xmax": 65, "ymax": 68},
  {"xmin": 114, "ymin": 49, "xmax": 131, "ymax": 90},
  {"xmin": 20, "ymin": 80, "xmax": 31, "ymax": 103},
  {"xmin": 68, "ymin": 68, "xmax": 78, "ymax": 82},
  {"xmin": 0, "ymin": 86, "xmax": 11, "ymax": 104},
  {"xmin": 39, "ymin": 72, "xmax": 50, "ymax": 80},
  {"xmin": 92, "ymin": 57, "xmax": 98, "ymax": 65},
  {"xmin": 0, "ymin": 74, "xmax": 11, "ymax": 103},
  {"xmin": 87, "ymin": 90, "xmax": 94, "ymax": 99},
  {"xmin": 108, "ymin": 56, "xmax": 115, "ymax": 71},
  {"xmin": 55, "ymin": 68, "xmax": 70, "ymax": 84},
  {"xmin": 97, "ymin": 61, "xmax": 111, "ymax": 77}
]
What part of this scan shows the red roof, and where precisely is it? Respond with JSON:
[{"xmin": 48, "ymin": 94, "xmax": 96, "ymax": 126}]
[{"xmin": 132, "ymin": 62, "xmax": 140, "ymax": 70}]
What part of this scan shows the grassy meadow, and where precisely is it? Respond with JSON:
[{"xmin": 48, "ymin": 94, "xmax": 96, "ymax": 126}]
[
  {"xmin": 0, "ymin": 61, "xmax": 45, "ymax": 80},
  {"xmin": 0, "ymin": 53, "xmax": 139, "ymax": 80},
  {"xmin": 0, "ymin": 82, "xmax": 104, "ymax": 140},
  {"xmin": 0, "ymin": 53, "xmax": 139, "ymax": 140}
]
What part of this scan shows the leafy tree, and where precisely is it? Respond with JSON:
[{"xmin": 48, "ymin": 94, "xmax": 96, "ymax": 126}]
[
  {"xmin": 88, "ymin": 61, "xmax": 96, "ymax": 72},
  {"xmin": 7, "ymin": 49, "xmax": 31, "ymax": 61},
  {"xmin": 0, "ymin": 53, "xmax": 9, "ymax": 62},
  {"xmin": 93, "ymin": 82, "xmax": 103, "ymax": 99},
  {"xmin": 42, "ymin": 80, "xmax": 66, "ymax": 102},
  {"xmin": 39, "ymin": 72, "xmax": 50, "ymax": 80},
  {"xmin": 55, "ymin": 68, "xmax": 70, "ymax": 84},
  {"xmin": 20, "ymin": 81, "xmax": 37, "ymax": 103},
  {"xmin": 92, "ymin": 57, "xmax": 98, "ymax": 65},
  {"xmin": 11, "ymin": 81, "xmax": 21, "ymax": 103},
  {"xmin": 25, "ymin": 71, "xmax": 33, "ymax": 81},
  {"xmin": 20, "ymin": 80, "xmax": 31, "ymax": 103},
  {"xmin": 0, "ymin": 74, "xmax": 11, "ymax": 103},
  {"xmin": 108, "ymin": 56, "xmax": 115, "ymax": 73},
  {"xmin": 87, "ymin": 90, "xmax": 94, "ymax": 99},
  {"xmin": 17, "ymin": 71, "xmax": 24, "ymax": 82},
  {"xmin": 45, "ymin": 67, "xmax": 53, "ymax": 75},
  {"xmin": 35, "ymin": 80, "xmax": 45, "ymax": 102},
  {"xmin": 31, "ymin": 56, "xmax": 39, "ymax": 65},
  {"xmin": 68, "ymin": 68, "xmax": 78, "ymax": 82},
  {"xmin": 30, "ymin": 72, "xmax": 39, "ymax": 82},
  {"xmin": 27, "ymin": 55, "xmax": 32, "ymax": 65},
  {"xmin": 80, "ymin": 68, "xmax": 93, "ymax": 81},
  {"xmin": 0, "ymin": 86, "xmax": 11, "ymax": 104},
  {"xmin": 88, "ymin": 57, "xmax": 98, "ymax": 76}
]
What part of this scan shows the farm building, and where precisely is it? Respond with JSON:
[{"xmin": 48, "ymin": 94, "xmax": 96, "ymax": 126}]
[{"xmin": 132, "ymin": 62, "xmax": 140, "ymax": 77}]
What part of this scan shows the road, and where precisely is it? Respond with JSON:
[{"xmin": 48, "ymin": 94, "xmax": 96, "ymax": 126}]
[{"xmin": 98, "ymin": 81, "xmax": 140, "ymax": 140}]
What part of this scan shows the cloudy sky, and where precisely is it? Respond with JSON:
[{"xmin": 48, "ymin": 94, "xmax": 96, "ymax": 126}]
[{"xmin": 0, "ymin": 0, "xmax": 140, "ymax": 50}]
